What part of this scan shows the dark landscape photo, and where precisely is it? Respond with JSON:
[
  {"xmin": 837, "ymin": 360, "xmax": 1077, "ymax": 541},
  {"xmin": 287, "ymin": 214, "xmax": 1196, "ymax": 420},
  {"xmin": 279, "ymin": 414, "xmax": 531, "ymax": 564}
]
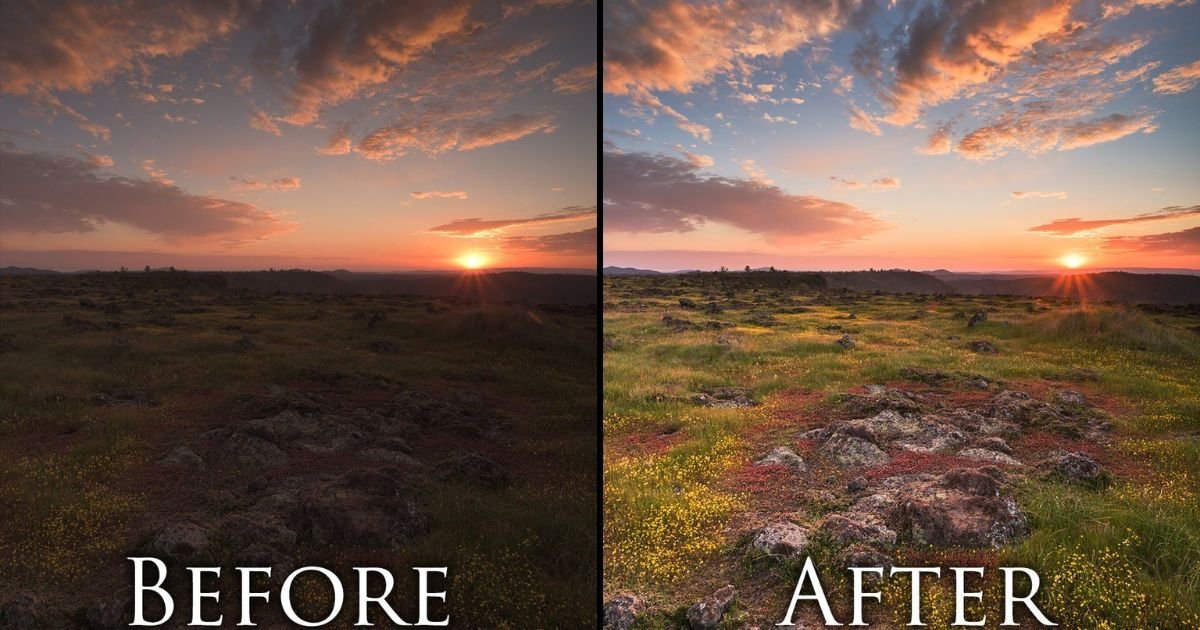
[
  {"xmin": 602, "ymin": 0, "xmax": 1199, "ymax": 628},
  {"xmin": 0, "ymin": 0, "xmax": 598, "ymax": 627}
]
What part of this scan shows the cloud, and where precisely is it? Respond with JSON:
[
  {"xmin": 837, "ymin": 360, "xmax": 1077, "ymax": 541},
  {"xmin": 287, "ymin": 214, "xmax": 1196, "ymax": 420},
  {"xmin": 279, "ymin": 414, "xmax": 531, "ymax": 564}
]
[
  {"xmin": 355, "ymin": 112, "xmax": 557, "ymax": 160},
  {"xmin": 603, "ymin": 0, "xmax": 854, "ymax": 96},
  {"xmin": 516, "ymin": 61, "xmax": 559, "ymax": 82},
  {"xmin": 231, "ymin": 176, "xmax": 302, "ymax": 192},
  {"xmin": 411, "ymin": 191, "xmax": 468, "ymax": 200},
  {"xmin": 915, "ymin": 125, "xmax": 952, "ymax": 155},
  {"xmin": 673, "ymin": 145, "xmax": 714, "ymax": 168},
  {"xmin": 552, "ymin": 64, "xmax": 596, "ymax": 94},
  {"xmin": 871, "ymin": 177, "xmax": 900, "ymax": 189},
  {"xmin": 0, "ymin": 147, "xmax": 290, "ymax": 244},
  {"xmin": 831, "ymin": 175, "xmax": 899, "ymax": 190},
  {"xmin": 604, "ymin": 149, "xmax": 885, "ymax": 243},
  {"xmin": 278, "ymin": 1, "xmax": 473, "ymax": 126},
  {"xmin": 830, "ymin": 176, "xmax": 863, "ymax": 190},
  {"xmin": 501, "ymin": 227, "xmax": 596, "ymax": 255},
  {"xmin": 880, "ymin": 0, "xmax": 1074, "ymax": 126},
  {"xmin": 846, "ymin": 101, "xmax": 881, "ymax": 135},
  {"xmin": 1012, "ymin": 191, "xmax": 1067, "ymax": 199},
  {"xmin": 1114, "ymin": 60, "xmax": 1160, "ymax": 83},
  {"xmin": 956, "ymin": 110, "xmax": 1157, "ymax": 160},
  {"xmin": 1102, "ymin": 226, "xmax": 1200, "ymax": 254},
  {"xmin": 29, "ymin": 89, "xmax": 110, "ymax": 141},
  {"xmin": 141, "ymin": 160, "xmax": 172, "ymax": 186},
  {"xmin": 1102, "ymin": 0, "xmax": 1196, "ymax": 19},
  {"xmin": 316, "ymin": 126, "xmax": 353, "ymax": 155},
  {"xmin": 77, "ymin": 148, "xmax": 113, "ymax": 168},
  {"xmin": 0, "ymin": 0, "xmax": 251, "ymax": 95},
  {"xmin": 625, "ymin": 85, "xmax": 711, "ymax": 141},
  {"xmin": 1028, "ymin": 205, "xmax": 1200, "ymax": 235},
  {"xmin": 248, "ymin": 106, "xmax": 282, "ymax": 136},
  {"xmin": 162, "ymin": 112, "xmax": 195, "ymax": 124},
  {"xmin": 739, "ymin": 159, "xmax": 772, "ymax": 185},
  {"xmin": 427, "ymin": 206, "xmax": 596, "ymax": 237},
  {"xmin": 1153, "ymin": 59, "xmax": 1200, "ymax": 94}
]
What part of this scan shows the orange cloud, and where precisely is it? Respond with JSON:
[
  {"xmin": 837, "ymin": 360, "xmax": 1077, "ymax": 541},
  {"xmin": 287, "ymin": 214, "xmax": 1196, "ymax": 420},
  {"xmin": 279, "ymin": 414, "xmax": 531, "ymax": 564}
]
[
  {"xmin": 552, "ymin": 64, "xmax": 596, "ymax": 94},
  {"xmin": 428, "ymin": 206, "xmax": 596, "ymax": 237},
  {"xmin": 1029, "ymin": 205, "xmax": 1200, "ymax": 235},
  {"xmin": 1103, "ymin": 226, "xmax": 1200, "ymax": 253},
  {"xmin": 1152, "ymin": 59, "xmax": 1200, "ymax": 94},
  {"xmin": 0, "ymin": 0, "xmax": 250, "ymax": 95},
  {"xmin": 411, "ymin": 191, "xmax": 468, "ymax": 200}
]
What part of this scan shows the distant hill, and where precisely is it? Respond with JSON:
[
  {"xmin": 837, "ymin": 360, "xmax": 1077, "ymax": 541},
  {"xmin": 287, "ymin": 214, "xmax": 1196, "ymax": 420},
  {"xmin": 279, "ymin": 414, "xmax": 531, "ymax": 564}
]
[
  {"xmin": 946, "ymin": 272, "xmax": 1200, "ymax": 305},
  {"xmin": 821, "ymin": 270, "xmax": 955, "ymax": 294},
  {"xmin": 0, "ymin": 266, "xmax": 61, "ymax": 276},
  {"xmin": 603, "ymin": 266, "xmax": 663, "ymax": 276}
]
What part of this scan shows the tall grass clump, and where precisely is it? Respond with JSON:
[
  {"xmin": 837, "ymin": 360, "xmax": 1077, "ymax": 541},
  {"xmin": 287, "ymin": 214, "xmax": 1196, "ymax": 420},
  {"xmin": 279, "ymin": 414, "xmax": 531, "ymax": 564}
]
[{"xmin": 1022, "ymin": 307, "xmax": 1198, "ymax": 359}]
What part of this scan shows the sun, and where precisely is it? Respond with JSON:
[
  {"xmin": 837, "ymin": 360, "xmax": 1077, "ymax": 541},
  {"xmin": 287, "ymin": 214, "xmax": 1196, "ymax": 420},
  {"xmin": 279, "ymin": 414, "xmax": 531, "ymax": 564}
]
[
  {"xmin": 1060, "ymin": 253, "xmax": 1087, "ymax": 270},
  {"xmin": 457, "ymin": 252, "xmax": 489, "ymax": 270}
]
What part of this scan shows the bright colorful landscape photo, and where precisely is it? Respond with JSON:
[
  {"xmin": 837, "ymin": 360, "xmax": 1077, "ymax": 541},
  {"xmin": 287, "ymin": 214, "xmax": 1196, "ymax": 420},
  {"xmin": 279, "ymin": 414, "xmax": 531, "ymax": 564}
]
[{"xmin": 602, "ymin": 0, "xmax": 1199, "ymax": 627}]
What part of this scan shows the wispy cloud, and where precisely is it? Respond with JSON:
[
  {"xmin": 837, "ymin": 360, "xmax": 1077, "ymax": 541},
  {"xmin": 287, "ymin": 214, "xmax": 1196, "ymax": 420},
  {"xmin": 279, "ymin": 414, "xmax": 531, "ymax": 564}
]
[
  {"xmin": 1012, "ymin": 191, "xmax": 1068, "ymax": 200},
  {"xmin": 1029, "ymin": 205, "xmax": 1200, "ymax": 235},
  {"xmin": 428, "ymin": 206, "xmax": 596, "ymax": 237},
  {"xmin": 411, "ymin": 191, "xmax": 468, "ymax": 200}
]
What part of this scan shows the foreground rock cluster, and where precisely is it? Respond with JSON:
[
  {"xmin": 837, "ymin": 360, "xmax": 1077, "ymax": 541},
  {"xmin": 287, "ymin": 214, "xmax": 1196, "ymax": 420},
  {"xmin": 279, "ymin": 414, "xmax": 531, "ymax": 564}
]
[{"xmin": 606, "ymin": 378, "xmax": 1113, "ymax": 629}]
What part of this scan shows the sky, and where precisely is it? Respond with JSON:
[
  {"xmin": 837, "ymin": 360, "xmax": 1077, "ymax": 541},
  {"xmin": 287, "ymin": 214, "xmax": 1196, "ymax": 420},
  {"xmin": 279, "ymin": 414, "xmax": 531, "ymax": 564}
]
[
  {"xmin": 602, "ymin": 0, "xmax": 1200, "ymax": 272},
  {"xmin": 0, "ymin": 0, "xmax": 597, "ymax": 272}
]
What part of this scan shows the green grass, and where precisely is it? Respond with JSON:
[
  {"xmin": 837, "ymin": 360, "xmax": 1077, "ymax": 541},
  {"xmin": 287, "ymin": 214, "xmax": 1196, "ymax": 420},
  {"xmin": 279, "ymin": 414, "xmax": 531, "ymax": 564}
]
[{"xmin": 604, "ymin": 274, "xmax": 1200, "ymax": 626}]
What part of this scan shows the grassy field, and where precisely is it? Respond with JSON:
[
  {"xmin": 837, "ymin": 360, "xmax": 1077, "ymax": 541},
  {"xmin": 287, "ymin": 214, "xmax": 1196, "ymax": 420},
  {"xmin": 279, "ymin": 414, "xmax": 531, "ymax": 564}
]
[
  {"xmin": 603, "ymin": 272, "xmax": 1199, "ymax": 629},
  {"xmin": 0, "ymin": 271, "xmax": 597, "ymax": 628}
]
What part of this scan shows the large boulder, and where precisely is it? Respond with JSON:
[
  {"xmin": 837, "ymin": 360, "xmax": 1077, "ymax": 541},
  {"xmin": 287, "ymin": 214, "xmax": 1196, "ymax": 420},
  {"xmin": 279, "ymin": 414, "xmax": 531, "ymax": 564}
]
[
  {"xmin": 823, "ymin": 432, "xmax": 889, "ymax": 467},
  {"xmin": 751, "ymin": 522, "xmax": 810, "ymax": 557},
  {"xmin": 603, "ymin": 593, "xmax": 646, "ymax": 630},
  {"xmin": 887, "ymin": 469, "xmax": 1029, "ymax": 548},
  {"xmin": 148, "ymin": 521, "xmax": 210, "ymax": 560}
]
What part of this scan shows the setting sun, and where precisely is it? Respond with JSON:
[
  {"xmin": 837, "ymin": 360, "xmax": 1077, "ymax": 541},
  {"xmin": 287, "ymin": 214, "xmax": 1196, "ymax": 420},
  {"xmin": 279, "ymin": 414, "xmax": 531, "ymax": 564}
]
[
  {"xmin": 458, "ymin": 252, "xmax": 489, "ymax": 270},
  {"xmin": 1060, "ymin": 253, "xmax": 1087, "ymax": 269}
]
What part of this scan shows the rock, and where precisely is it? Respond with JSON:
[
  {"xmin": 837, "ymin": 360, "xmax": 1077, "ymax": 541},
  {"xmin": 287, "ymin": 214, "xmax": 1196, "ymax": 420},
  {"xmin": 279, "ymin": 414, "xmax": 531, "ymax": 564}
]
[
  {"xmin": 693, "ymin": 387, "xmax": 756, "ymax": 408},
  {"xmin": 823, "ymin": 433, "xmax": 889, "ymax": 467},
  {"xmin": 225, "ymin": 434, "xmax": 289, "ymax": 468},
  {"xmin": 1052, "ymin": 452, "xmax": 1106, "ymax": 486},
  {"xmin": 967, "ymin": 311, "xmax": 988, "ymax": 328},
  {"xmin": 367, "ymin": 312, "xmax": 387, "ymax": 328},
  {"xmin": 663, "ymin": 315, "xmax": 701, "ymax": 332},
  {"xmin": 751, "ymin": 522, "xmax": 810, "ymax": 557},
  {"xmin": 218, "ymin": 513, "xmax": 298, "ymax": 555},
  {"xmin": 836, "ymin": 334, "xmax": 856, "ymax": 349},
  {"xmin": 747, "ymin": 311, "xmax": 779, "ymax": 326},
  {"xmin": 604, "ymin": 593, "xmax": 646, "ymax": 630},
  {"xmin": 839, "ymin": 387, "xmax": 927, "ymax": 415},
  {"xmin": 438, "ymin": 452, "xmax": 512, "ymax": 489},
  {"xmin": 967, "ymin": 340, "xmax": 997, "ymax": 353},
  {"xmin": 958, "ymin": 448, "xmax": 1021, "ymax": 466},
  {"xmin": 714, "ymin": 334, "xmax": 740, "ymax": 346},
  {"xmin": 367, "ymin": 340, "xmax": 400, "ymax": 354},
  {"xmin": 701, "ymin": 302, "xmax": 724, "ymax": 315},
  {"xmin": 840, "ymin": 548, "xmax": 892, "ymax": 571},
  {"xmin": 755, "ymin": 446, "xmax": 806, "ymax": 470},
  {"xmin": 83, "ymin": 591, "xmax": 133, "ymax": 629},
  {"xmin": 297, "ymin": 480, "xmax": 427, "ymax": 547},
  {"xmin": 819, "ymin": 514, "xmax": 897, "ymax": 547},
  {"xmin": 848, "ymin": 477, "xmax": 869, "ymax": 493},
  {"xmin": 686, "ymin": 585, "xmax": 736, "ymax": 630},
  {"xmin": 360, "ymin": 447, "xmax": 420, "ymax": 466},
  {"xmin": 0, "ymin": 592, "xmax": 38, "ymax": 630},
  {"xmin": 1053, "ymin": 390, "xmax": 1087, "ymax": 406},
  {"xmin": 235, "ymin": 334, "xmax": 256, "ymax": 351},
  {"xmin": 887, "ymin": 469, "xmax": 1029, "ymax": 548},
  {"xmin": 149, "ymin": 521, "xmax": 210, "ymax": 560},
  {"xmin": 679, "ymin": 297, "xmax": 698, "ymax": 308},
  {"xmin": 157, "ymin": 446, "xmax": 205, "ymax": 471},
  {"xmin": 976, "ymin": 437, "xmax": 1013, "ymax": 454},
  {"xmin": 62, "ymin": 314, "xmax": 101, "ymax": 331}
]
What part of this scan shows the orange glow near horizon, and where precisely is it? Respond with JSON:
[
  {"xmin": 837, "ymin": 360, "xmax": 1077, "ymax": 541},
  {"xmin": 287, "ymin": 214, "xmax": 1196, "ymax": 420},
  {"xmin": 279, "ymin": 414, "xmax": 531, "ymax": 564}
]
[
  {"xmin": 1060, "ymin": 253, "xmax": 1087, "ymax": 270},
  {"xmin": 457, "ymin": 252, "xmax": 490, "ymax": 270}
]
